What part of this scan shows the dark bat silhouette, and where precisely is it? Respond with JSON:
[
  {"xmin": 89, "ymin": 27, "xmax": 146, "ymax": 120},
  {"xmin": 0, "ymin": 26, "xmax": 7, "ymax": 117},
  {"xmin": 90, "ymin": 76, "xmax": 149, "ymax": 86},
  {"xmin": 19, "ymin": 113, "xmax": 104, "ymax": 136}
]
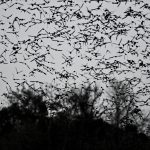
[{"xmin": 0, "ymin": 0, "xmax": 149, "ymax": 107}]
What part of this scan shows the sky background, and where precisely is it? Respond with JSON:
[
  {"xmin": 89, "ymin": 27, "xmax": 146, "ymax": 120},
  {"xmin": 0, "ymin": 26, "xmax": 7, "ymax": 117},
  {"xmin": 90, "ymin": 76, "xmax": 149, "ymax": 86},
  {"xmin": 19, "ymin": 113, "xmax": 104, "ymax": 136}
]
[{"xmin": 0, "ymin": 0, "xmax": 150, "ymax": 113}]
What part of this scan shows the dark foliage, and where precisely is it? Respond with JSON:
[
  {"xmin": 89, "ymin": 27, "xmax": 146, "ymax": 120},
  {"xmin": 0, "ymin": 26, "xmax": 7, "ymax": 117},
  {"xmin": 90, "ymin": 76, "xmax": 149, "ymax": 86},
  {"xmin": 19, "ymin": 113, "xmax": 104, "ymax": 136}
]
[{"xmin": 0, "ymin": 86, "xmax": 150, "ymax": 150}]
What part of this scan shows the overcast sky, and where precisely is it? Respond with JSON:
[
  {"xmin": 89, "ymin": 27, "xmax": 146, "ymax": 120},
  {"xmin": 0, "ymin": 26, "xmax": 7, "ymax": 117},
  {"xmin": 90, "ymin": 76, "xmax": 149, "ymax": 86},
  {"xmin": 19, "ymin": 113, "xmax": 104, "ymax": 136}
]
[{"xmin": 0, "ymin": 0, "xmax": 150, "ymax": 110}]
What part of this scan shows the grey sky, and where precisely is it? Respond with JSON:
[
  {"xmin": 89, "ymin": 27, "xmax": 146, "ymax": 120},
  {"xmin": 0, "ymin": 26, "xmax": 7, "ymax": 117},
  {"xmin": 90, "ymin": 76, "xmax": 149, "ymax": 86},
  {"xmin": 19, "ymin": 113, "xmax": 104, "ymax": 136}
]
[{"xmin": 0, "ymin": 0, "xmax": 150, "ymax": 112}]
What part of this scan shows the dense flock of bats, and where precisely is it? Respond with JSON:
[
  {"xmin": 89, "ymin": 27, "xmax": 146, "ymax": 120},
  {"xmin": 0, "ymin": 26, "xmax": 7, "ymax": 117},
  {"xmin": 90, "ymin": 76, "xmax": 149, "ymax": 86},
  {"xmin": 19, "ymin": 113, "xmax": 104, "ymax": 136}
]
[{"xmin": 0, "ymin": 0, "xmax": 150, "ymax": 107}]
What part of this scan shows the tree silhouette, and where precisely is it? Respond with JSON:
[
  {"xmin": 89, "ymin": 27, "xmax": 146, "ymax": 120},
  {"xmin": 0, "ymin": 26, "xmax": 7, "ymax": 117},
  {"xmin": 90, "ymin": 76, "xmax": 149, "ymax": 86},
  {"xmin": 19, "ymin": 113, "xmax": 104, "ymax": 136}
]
[
  {"xmin": 67, "ymin": 83, "xmax": 103, "ymax": 119},
  {"xmin": 48, "ymin": 83, "xmax": 103, "ymax": 120},
  {"xmin": 2, "ymin": 86, "xmax": 48, "ymax": 132},
  {"xmin": 0, "ymin": 86, "xmax": 49, "ymax": 150},
  {"xmin": 105, "ymin": 79, "xmax": 142, "ymax": 128},
  {"xmin": 7, "ymin": 87, "xmax": 47, "ymax": 114},
  {"xmin": 0, "ymin": 83, "xmax": 150, "ymax": 150},
  {"xmin": 0, "ymin": 1, "xmax": 150, "ymax": 147}
]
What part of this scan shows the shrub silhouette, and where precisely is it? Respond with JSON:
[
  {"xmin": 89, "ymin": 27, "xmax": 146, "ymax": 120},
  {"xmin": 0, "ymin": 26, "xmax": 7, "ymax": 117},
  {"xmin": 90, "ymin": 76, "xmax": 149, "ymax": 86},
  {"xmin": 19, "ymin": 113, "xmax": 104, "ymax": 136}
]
[
  {"xmin": 105, "ymin": 79, "xmax": 143, "ymax": 128},
  {"xmin": 0, "ymin": 84, "xmax": 149, "ymax": 150},
  {"xmin": 0, "ymin": 87, "xmax": 49, "ymax": 150}
]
